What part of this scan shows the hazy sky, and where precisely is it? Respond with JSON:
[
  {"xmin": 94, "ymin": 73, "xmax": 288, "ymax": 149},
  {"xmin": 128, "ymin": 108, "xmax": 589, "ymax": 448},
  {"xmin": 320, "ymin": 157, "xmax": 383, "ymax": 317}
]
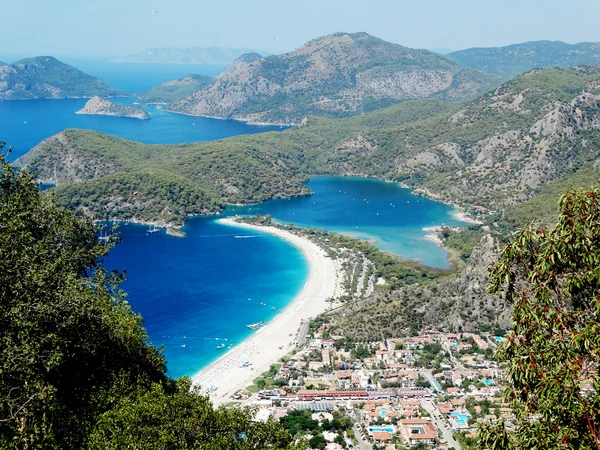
[{"xmin": 1, "ymin": 0, "xmax": 599, "ymax": 58}]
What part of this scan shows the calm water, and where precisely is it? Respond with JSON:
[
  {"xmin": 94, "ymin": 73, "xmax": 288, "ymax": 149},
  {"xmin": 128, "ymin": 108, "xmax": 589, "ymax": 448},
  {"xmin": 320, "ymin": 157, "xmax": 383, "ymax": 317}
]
[
  {"xmin": 1, "ymin": 98, "xmax": 284, "ymax": 161},
  {"xmin": 106, "ymin": 219, "xmax": 307, "ymax": 379},
  {"xmin": 60, "ymin": 59, "xmax": 227, "ymax": 93},
  {"xmin": 226, "ymin": 177, "xmax": 464, "ymax": 269},
  {"xmin": 1, "ymin": 62, "xmax": 464, "ymax": 378}
]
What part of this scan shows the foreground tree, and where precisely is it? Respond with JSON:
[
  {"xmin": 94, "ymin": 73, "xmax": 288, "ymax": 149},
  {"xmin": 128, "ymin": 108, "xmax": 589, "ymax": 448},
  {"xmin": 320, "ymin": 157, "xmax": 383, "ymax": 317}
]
[
  {"xmin": 478, "ymin": 188, "xmax": 600, "ymax": 449},
  {"xmin": 0, "ymin": 146, "xmax": 302, "ymax": 449}
]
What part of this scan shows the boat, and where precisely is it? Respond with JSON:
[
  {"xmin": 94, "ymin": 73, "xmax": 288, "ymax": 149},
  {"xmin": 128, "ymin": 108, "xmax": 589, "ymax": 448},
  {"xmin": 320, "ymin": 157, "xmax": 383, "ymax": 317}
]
[
  {"xmin": 271, "ymin": 307, "xmax": 276, "ymax": 310},
  {"xmin": 246, "ymin": 322, "xmax": 267, "ymax": 330},
  {"xmin": 147, "ymin": 224, "xmax": 160, "ymax": 234},
  {"xmin": 216, "ymin": 344, "xmax": 225, "ymax": 349}
]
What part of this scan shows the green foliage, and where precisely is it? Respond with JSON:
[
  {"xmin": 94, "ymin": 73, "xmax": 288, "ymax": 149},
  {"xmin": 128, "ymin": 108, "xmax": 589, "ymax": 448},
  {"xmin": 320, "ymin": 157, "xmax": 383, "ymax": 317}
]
[
  {"xmin": 138, "ymin": 74, "xmax": 213, "ymax": 103},
  {"xmin": 479, "ymin": 187, "xmax": 600, "ymax": 449},
  {"xmin": 0, "ymin": 57, "xmax": 125, "ymax": 100},
  {"xmin": 89, "ymin": 379, "xmax": 300, "ymax": 449},
  {"xmin": 440, "ymin": 226, "xmax": 487, "ymax": 262},
  {"xmin": 0, "ymin": 150, "xmax": 305, "ymax": 449},
  {"xmin": 449, "ymin": 41, "xmax": 600, "ymax": 78}
]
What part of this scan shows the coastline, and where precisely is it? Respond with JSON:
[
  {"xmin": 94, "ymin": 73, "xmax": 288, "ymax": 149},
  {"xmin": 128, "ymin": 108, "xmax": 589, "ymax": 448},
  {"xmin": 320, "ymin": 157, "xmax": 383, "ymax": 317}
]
[{"xmin": 190, "ymin": 218, "xmax": 344, "ymax": 405}]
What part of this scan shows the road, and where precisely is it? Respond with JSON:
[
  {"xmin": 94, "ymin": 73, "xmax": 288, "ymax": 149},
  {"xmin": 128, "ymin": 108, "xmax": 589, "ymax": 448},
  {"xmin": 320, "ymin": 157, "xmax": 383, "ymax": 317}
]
[
  {"xmin": 351, "ymin": 423, "xmax": 372, "ymax": 450},
  {"xmin": 296, "ymin": 319, "xmax": 310, "ymax": 346},
  {"xmin": 420, "ymin": 399, "xmax": 461, "ymax": 449}
]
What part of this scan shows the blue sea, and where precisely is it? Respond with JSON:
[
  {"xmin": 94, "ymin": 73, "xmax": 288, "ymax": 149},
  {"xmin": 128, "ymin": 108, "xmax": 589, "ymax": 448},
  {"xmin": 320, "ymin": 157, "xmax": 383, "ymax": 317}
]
[{"xmin": 0, "ymin": 60, "xmax": 465, "ymax": 378}]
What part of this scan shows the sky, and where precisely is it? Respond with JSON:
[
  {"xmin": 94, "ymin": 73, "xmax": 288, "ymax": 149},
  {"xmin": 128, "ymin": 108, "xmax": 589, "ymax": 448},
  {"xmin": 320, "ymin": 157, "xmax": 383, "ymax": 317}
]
[{"xmin": 1, "ymin": 0, "xmax": 599, "ymax": 59}]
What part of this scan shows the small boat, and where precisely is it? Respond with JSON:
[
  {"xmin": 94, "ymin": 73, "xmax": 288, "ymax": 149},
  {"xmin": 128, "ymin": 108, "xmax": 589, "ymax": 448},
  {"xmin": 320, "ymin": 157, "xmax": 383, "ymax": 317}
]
[
  {"xmin": 271, "ymin": 307, "xmax": 276, "ymax": 310},
  {"xmin": 148, "ymin": 224, "xmax": 160, "ymax": 233},
  {"xmin": 260, "ymin": 302, "xmax": 266, "ymax": 306},
  {"xmin": 246, "ymin": 322, "xmax": 267, "ymax": 330},
  {"xmin": 216, "ymin": 344, "xmax": 225, "ymax": 349}
]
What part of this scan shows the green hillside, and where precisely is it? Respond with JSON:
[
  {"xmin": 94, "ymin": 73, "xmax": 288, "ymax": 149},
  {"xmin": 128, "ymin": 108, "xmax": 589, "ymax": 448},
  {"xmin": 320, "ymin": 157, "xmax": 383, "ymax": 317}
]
[
  {"xmin": 16, "ymin": 67, "xmax": 600, "ymax": 229},
  {"xmin": 449, "ymin": 40, "xmax": 600, "ymax": 78},
  {"xmin": 0, "ymin": 56, "xmax": 125, "ymax": 100}
]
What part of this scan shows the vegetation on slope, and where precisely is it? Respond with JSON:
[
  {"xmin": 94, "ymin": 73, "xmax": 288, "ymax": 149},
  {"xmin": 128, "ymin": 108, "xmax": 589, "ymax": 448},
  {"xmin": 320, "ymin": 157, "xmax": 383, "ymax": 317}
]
[
  {"xmin": 479, "ymin": 187, "xmax": 600, "ymax": 449},
  {"xmin": 449, "ymin": 40, "xmax": 600, "ymax": 78},
  {"xmin": 16, "ymin": 66, "xmax": 600, "ymax": 230},
  {"xmin": 0, "ymin": 56, "xmax": 125, "ymax": 100},
  {"xmin": 0, "ymin": 145, "xmax": 303, "ymax": 449},
  {"xmin": 137, "ymin": 74, "xmax": 213, "ymax": 104}
]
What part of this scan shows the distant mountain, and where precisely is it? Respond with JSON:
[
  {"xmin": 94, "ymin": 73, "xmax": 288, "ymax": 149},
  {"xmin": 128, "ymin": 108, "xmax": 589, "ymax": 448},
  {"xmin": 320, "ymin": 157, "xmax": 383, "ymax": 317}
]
[
  {"xmin": 137, "ymin": 74, "xmax": 213, "ymax": 104},
  {"xmin": 166, "ymin": 32, "xmax": 500, "ymax": 124},
  {"xmin": 0, "ymin": 57, "xmax": 125, "ymax": 100},
  {"xmin": 429, "ymin": 48, "xmax": 454, "ymax": 55},
  {"xmin": 449, "ymin": 40, "xmax": 600, "ymax": 78},
  {"xmin": 76, "ymin": 97, "xmax": 150, "ymax": 120},
  {"xmin": 114, "ymin": 47, "xmax": 266, "ymax": 65}
]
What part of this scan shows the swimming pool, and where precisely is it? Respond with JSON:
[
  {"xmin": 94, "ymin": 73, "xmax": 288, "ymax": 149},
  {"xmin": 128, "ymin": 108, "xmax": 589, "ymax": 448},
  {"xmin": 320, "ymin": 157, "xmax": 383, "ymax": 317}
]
[
  {"xmin": 369, "ymin": 426, "xmax": 395, "ymax": 433},
  {"xmin": 494, "ymin": 336, "xmax": 503, "ymax": 342},
  {"xmin": 380, "ymin": 410, "xmax": 387, "ymax": 417},
  {"xmin": 482, "ymin": 379, "xmax": 494, "ymax": 386},
  {"xmin": 450, "ymin": 412, "xmax": 469, "ymax": 426}
]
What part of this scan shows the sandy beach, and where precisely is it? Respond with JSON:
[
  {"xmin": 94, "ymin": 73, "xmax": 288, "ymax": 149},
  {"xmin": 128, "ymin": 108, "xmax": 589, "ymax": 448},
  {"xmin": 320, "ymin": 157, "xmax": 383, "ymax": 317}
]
[{"xmin": 191, "ymin": 218, "xmax": 344, "ymax": 405}]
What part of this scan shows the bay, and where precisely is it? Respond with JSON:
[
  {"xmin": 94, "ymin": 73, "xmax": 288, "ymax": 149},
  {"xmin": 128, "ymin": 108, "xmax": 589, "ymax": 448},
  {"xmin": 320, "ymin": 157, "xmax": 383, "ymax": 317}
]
[{"xmin": 105, "ymin": 177, "xmax": 463, "ymax": 378}]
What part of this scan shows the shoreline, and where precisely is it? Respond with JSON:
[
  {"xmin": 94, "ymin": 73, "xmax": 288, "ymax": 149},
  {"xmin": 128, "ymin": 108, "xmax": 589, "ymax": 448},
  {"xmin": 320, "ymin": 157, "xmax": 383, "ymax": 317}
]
[{"xmin": 190, "ymin": 218, "xmax": 344, "ymax": 405}]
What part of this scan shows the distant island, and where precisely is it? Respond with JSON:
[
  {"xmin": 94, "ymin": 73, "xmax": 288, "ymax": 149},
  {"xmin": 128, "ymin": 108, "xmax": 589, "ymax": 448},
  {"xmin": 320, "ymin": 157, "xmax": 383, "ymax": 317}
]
[
  {"xmin": 165, "ymin": 32, "xmax": 500, "ymax": 124},
  {"xmin": 76, "ymin": 97, "xmax": 150, "ymax": 120},
  {"xmin": 0, "ymin": 56, "xmax": 125, "ymax": 100},
  {"xmin": 448, "ymin": 40, "xmax": 600, "ymax": 78},
  {"xmin": 114, "ymin": 47, "xmax": 267, "ymax": 65},
  {"xmin": 137, "ymin": 74, "xmax": 213, "ymax": 104}
]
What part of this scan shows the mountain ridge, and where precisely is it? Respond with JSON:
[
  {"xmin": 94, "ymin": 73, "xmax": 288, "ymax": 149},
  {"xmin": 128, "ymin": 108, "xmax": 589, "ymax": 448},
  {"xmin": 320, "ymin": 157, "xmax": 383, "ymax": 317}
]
[
  {"xmin": 448, "ymin": 40, "xmax": 600, "ymax": 78},
  {"xmin": 15, "ymin": 66, "xmax": 600, "ymax": 228},
  {"xmin": 166, "ymin": 32, "xmax": 500, "ymax": 124}
]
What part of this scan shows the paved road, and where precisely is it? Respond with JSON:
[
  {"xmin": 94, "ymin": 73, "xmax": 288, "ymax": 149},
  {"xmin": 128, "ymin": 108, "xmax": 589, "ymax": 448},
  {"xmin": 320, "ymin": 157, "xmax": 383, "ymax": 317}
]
[
  {"xmin": 296, "ymin": 320, "xmax": 310, "ymax": 346},
  {"xmin": 421, "ymin": 399, "xmax": 461, "ymax": 449},
  {"xmin": 351, "ymin": 423, "xmax": 371, "ymax": 450}
]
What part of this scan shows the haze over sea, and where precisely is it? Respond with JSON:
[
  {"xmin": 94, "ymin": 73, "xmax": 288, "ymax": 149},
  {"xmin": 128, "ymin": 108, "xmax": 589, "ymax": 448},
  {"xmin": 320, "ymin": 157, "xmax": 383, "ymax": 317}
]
[{"xmin": 3, "ymin": 61, "xmax": 464, "ymax": 377}]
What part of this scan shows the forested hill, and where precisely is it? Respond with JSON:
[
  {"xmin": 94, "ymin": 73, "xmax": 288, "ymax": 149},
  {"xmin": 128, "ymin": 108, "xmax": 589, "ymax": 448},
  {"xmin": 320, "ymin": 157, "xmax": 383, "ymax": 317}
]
[
  {"xmin": 0, "ymin": 57, "xmax": 125, "ymax": 100},
  {"xmin": 16, "ymin": 66, "xmax": 600, "ymax": 227},
  {"xmin": 449, "ymin": 40, "xmax": 600, "ymax": 78},
  {"xmin": 166, "ymin": 32, "xmax": 500, "ymax": 124},
  {"xmin": 137, "ymin": 74, "xmax": 213, "ymax": 104}
]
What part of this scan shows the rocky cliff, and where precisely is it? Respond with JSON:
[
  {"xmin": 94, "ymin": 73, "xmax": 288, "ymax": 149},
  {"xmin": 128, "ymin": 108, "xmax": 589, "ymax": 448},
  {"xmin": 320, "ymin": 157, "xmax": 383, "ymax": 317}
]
[
  {"xmin": 167, "ymin": 32, "xmax": 499, "ymax": 124},
  {"xmin": 0, "ymin": 57, "xmax": 125, "ymax": 100},
  {"xmin": 76, "ymin": 97, "xmax": 150, "ymax": 120}
]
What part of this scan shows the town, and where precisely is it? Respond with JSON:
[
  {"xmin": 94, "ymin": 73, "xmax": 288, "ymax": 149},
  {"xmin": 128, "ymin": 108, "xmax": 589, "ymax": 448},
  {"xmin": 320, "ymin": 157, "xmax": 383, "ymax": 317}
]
[{"xmin": 227, "ymin": 322, "xmax": 509, "ymax": 450}]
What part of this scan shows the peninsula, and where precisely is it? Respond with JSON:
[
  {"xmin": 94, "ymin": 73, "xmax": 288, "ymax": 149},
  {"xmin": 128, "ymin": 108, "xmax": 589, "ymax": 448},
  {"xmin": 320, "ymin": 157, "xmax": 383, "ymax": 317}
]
[
  {"xmin": 0, "ymin": 56, "xmax": 125, "ymax": 100},
  {"xmin": 76, "ymin": 97, "xmax": 150, "ymax": 120}
]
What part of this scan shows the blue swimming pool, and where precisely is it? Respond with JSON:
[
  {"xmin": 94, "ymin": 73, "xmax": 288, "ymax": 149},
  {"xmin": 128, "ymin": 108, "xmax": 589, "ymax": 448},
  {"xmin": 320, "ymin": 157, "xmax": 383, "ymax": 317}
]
[
  {"xmin": 494, "ymin": 336, "xmax": 503, "ymax": 342},
  {"xmin": 380, "ymin": 410, "xmax": 388, "ymax": 417},
  {"xmin": 369, "ymin": 426, "xmax": 395, "ymax": 433},
  {"xmin": 482, "ymin": 379, "xmax": 494, "ymax": 386},
  {"xmin": 450, "ymin": 412, "xmax": 469, "ymax": 426}
]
